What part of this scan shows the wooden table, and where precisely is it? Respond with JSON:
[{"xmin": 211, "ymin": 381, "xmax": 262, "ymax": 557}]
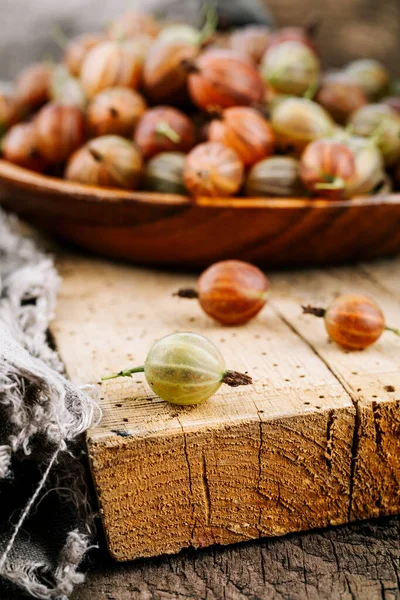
[{"xmin": 50, "ymin": 253, "xmax": 400, "ymax": 599}]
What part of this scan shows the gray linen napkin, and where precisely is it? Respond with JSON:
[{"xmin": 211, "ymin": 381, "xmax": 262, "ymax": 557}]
[{"xmin": 0, "ymin": 209, "xmax": 99, "ymax": 599}]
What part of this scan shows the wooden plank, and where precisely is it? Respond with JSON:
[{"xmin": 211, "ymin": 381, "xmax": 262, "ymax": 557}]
[
  {"xmin": 52, "ymin": 253, "xmax": 355, "ymax": 561},
  {"xmin": 270, "ymin": 265, "xmax": 400, "ymax": 522},
  {"xmin": 361, "ymin": 259, "xmax": 400, "ymax": 299}
]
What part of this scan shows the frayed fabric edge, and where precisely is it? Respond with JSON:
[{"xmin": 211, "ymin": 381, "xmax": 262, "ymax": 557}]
[
  {"xmin": 1, "ymin": 531, "xmax": 91, "ymax": 600},
  {"xmin": 0, "ymin": 208, "xmax": 101, "ymax": 598}
]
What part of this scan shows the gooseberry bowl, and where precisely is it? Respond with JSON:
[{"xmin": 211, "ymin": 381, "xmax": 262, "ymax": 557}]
[{"xmin": 1, "ymin": 159, "xmax": 400, "ymax": 269}]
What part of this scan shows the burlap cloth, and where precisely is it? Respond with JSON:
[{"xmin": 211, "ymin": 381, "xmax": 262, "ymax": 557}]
[{"xmin": 0, "ymin": 209, "xmax": 100, "ymax": 599}]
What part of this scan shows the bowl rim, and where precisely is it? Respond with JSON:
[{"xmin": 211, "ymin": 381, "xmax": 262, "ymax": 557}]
[{"xmin": 0, "ymin": 158, "xmax": 399, "ymax": 210}]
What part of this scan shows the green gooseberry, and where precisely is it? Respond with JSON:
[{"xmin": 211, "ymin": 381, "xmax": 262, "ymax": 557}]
[
  {"xmin": 261, "ymin": 40, "xmax": 320, "ymax": 96},
  {"xmin": 102, "ymin": 332, "xmax": 252, "ymax": 406}
]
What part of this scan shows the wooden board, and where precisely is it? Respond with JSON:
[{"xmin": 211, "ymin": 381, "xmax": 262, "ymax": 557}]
[{"xmin": 51, "ymin": 254, "xmax": 400, "ymax": 562}]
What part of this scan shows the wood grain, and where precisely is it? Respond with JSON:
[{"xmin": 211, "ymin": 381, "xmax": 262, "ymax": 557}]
[
  {"xmin": 50, "ymin": 253, "xmax": 400, "ymax": 562},
  {"xmin": 1, "ymin": 160, "xmax": 400, "ymax": 269}
]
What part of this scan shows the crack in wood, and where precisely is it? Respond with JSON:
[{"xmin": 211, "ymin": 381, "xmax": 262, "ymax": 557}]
[
  {"xmin": 258, "ymin": 418, "xmax": 263, "ymax": 536},
  {"xmin": 177, "ymin": 417, "xmax": 196, "ymax": 544},
  {"xmin": 201, "ymin": 452, "xmax": 211, "ymax": 528},
  {"xmin": 348, "ymin": 400, "xmax": 361, "ymax": 521},
  {"xmin": 371, "ymin": 401, "xmax": 384, "ymax": 452},
  {"xmin": 325, "ymin": 410, "xmax": 337, "ymax": 472}
]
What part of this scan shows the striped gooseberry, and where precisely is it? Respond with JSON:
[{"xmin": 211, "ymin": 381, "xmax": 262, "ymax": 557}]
[
  {"xmin": 175, "ymin": 260, "xmax": 269, "ymax": 325},
  {"xmin": 183, "ymin": 142, "xmax": 244, "ymax": 197},
  {"xmin": 186, "ymin": 50, "xmax": 265, "ymax": 111},
  {"xmin": 302, "ymin": 295, "xmax": 400, "ymax": 350},
  {"xmin": 102, "ymin": 332, "xmax": 252, "ymax": 405},
  {"xmin": 134, "ymin": 106, "xmax": 195, "ymax": 159},
  {"xmin": 65, "ymin": 135, "xmax": 142, "ymax": 189},
  {"xmin": 2, "ymin": 123, "xmax": 47, "ymax": 172},
  {"xmin": 207, "ymin": 107, "xmax": 275, "ymax": 166},
  {"xmin": 299, "ymin": 139, "xmax": 356, "ymax": 199},
  {"xmin": 343, "ymin": 59, "xmax": 390, "ymax": 101},
  {"xmin": 261, "ymin": 40, "xmax": 320, "ymax": 96}
]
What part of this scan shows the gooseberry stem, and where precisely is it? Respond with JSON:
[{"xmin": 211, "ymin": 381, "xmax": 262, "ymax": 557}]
[
  {"xmin": 302, "ymin": 305, "xmax": 326, "ymax": 318},
  {"xmin": 102, "ymin": 365, "xmax": 145, "ymax": 380},
  {"xmin": 174, "ymin": 288, "xmax": 199, "ymax": 299},
  {"xmin": 52, "ymin": 25, "xmax": 70, "ymax": 50},
  {"xmin": 180, "ymin": 58, "xmax": 200, "ymax": 74},
  {"xmin": 156, "ymin": 121, "xmax": 181, "ymax": 143},
  {"xmin": 385, "ymin": 326, "xmax": 400, "ymax": 336},
  {"xmin": 303, "ymin": 79, "xmax": 319, "ymax": 100},
  {"xmin": 222, "ymin": 370, "xmax": 253, "ymax": 387},
  {"xmin": 315, "ymin": 178, "xmax": 344, "ymax": 191},
  {"xmin": 304, "ymin": 13, "xmax": 321, "ymax": 38},
  {"xmin": 198, "ymin": 4, "xmax": 218, "ymax": 45}
]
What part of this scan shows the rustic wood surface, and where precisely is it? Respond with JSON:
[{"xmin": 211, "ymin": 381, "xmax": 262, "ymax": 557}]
[
  {"xmin": 2, "ymin": 160, "xmax": 400, "ymax": 269},
  {"xmin": 50, "ymin": 253, "xmax": 400, "ymax": 570}
]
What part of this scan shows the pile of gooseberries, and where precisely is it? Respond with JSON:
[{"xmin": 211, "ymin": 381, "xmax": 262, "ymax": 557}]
[{"xmin": 1, "ymin": 8, "xmax": 399, "ymax": 200}]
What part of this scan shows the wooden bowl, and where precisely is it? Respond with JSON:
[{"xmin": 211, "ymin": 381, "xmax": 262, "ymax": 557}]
[{"xmin": 1, "ymin": 159, "xmax": 400, "ymax": 269}]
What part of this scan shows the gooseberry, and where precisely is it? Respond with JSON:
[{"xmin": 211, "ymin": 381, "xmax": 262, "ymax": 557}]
[
  {"xmin": 102, "ymin": 332, "xmax": 252, "ymax": 405},
  {"xmin": 300, "ymin": 139, "xmax": 356, "ymax": 199},
  {"xmin": 65, "ymin": 135, "xmax": 143, "ymax": 189},
  {"xmin": 207, "ymin": 107, "xmax": 275, "ymax": 166},
  {"xmin": 2, "ymin": 123, "xmax": 47, "ymax": 172},
  {"xmin": 50, "ymin": 64, "xmax": 86, "ymax": 110},
  {"xmin": 186, "ymin": 50, "xmax": 265, "ymax": 111},
  {"xmin": 183, "ymin": 142, "xmax": 244, "ymax": 197},
  {"xmin": 302, "ymin": 295, "xmax": 400, "ymax": 350},
  {"xmin": 144, "ymin": 152, "xmax": 186, "ymax": 194},
  {"xmin": 348, "ymin": 104, "xmax": 400, "ymax": 166},
  {"xmin": 0, "ymin": 94, "xmax": 20, "ymax": 134},
  {"xmin": 271, "ymin": 97, "xmax": 334, "ymax": 153},
  {"xmin": 343, "ymin": 59, "xmax": 389, "ymax": 100},
  {"xmin": 35, "ymin": 102, "xmax": 85, "ymax": 163},
  {"xmin": 175, "ymin": 260, "xmax": 269, "ymax": 325},
  {"xmin": 245, "ymin": 156, "xmax": 305, "ymax": 197},
  {"xmin": 344, "ymin": 136, "xmax": 385, "ymax": 196},
  {"xmin": 87, "ymin": 87, "xmax": 147, "ymax": 138},
  {"xmin": 134, "ymin": 106, "xmax": 195, "ymax": 159},
  {"xmin": 80, "ymin": 41, "xmax": 142, "ymax": 99},
  {"xmin": 64, "ymin": 32, "xmax": 106, "ymax": 77},
  {"xmin": 229, "ymin": 25, "xmax": 271, "ymax": 64},
  {"xmin": 157, "ymin": 7, "xmax": 217, "ymax": 47},
  {"xmin": 15, "ymin": 62, "xmax": 52, "ymax": 110},
  {"xmin": 261, "ymin": 40, "xmax": 320, "ymax": 96},
  {"xmin": 316, "ymin": 74, "xmax": 367, "ymax": 124},
  {"xmin": 143, "ymin": 40, "xmax": 198, "ymax": 104}
]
